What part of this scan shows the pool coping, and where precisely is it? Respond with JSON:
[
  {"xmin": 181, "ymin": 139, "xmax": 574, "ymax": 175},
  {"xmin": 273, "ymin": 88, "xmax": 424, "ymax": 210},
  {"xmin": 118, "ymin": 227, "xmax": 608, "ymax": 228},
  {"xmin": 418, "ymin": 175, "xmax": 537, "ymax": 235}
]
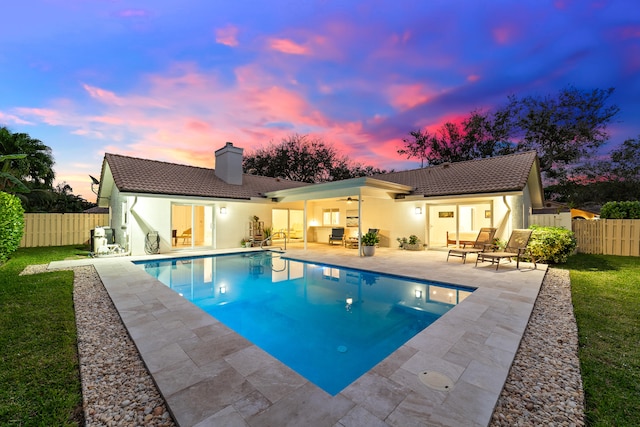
[{"xmin": 51, "ymin": 246, "xmax": 546, "ymax": 426}]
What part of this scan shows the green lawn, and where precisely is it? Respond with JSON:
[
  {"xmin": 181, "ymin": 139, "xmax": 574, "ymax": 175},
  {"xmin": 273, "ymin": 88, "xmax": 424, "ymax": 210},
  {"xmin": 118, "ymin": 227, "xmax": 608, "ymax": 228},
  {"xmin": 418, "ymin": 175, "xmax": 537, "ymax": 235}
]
[
  {"xmin": 560, "ymin": 254, "xmax": 640, "ymax": 426},
  {"xmin": 0, "ymin": 246, "xmax": 89, "ymax": 426},
  {"xmin": 1, "ymin": 248, "xmax": 638, "ymax": 425}
]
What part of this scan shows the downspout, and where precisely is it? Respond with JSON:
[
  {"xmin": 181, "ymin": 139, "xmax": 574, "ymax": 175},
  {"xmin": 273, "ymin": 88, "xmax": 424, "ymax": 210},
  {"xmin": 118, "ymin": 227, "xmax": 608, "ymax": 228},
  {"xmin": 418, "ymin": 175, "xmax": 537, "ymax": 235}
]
[
  {"xmin": 121, "ymin": 196, "xmax": 137, "ymax": 255},
  {"xmin": 128, "ymin": 195, "xmax": 156, "ymax": 255},
  {"xmin": 498, "ymin": 195, "xmax": 512, "ymax": 237}
]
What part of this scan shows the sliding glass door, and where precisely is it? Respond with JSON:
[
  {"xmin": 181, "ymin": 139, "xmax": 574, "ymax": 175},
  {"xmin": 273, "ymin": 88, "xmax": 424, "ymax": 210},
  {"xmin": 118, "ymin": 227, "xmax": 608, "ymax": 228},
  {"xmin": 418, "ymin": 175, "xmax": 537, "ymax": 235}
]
[{"xmin": 171, "ymin": 204, "xmax": 213, "ymax": 249}]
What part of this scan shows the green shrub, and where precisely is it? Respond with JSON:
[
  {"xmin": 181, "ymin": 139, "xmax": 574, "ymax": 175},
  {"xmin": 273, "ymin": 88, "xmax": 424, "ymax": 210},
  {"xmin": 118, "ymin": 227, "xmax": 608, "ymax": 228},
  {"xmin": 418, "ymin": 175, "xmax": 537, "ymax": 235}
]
[
  {"xmin": 528, "ymin": 225, "xmax": 577, "ymax": 264},
  {"xmin": 0, "ymin": 191, "xmax": 25, "ymax": 263},
  {"xmin": 600, "ymin": 201, "xmax": 640, "ymax": 219}
]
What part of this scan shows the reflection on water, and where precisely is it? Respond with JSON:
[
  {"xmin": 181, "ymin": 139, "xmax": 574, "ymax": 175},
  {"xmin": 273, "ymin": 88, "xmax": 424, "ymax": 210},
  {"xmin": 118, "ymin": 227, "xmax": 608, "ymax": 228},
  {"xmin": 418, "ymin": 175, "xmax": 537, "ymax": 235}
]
[{"xmin": 137, "ymin": 252, "xmax": 475, "ymax": 395}]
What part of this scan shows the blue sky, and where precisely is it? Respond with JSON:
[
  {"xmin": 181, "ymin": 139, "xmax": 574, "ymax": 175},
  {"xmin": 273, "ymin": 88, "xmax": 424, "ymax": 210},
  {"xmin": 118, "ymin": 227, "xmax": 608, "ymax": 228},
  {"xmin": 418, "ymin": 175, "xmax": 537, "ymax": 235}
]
[{"xmin": 1, "ymin": 0, "xmax": 638, "ymax": 200}]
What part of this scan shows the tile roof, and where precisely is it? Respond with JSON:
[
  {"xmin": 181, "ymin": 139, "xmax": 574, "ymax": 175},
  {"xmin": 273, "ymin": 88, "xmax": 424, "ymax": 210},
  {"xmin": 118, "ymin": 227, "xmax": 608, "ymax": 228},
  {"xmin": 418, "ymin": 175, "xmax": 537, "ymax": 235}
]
[
  {"xmin": 375, "ymin": 151, "xmax": 539, "ymax": 197},
  {"xmin": 104, "ymin": 153, "xmax": 309, "ymax": 199},
  {"xmin": 103, "ymin": 150, "xmax": 539, "ymax": 200}
]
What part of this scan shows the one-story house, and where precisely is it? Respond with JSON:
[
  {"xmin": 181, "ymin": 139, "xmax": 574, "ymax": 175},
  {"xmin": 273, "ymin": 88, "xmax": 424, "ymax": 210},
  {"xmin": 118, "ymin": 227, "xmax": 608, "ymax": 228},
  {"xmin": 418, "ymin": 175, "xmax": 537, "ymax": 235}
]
[{"xmin": 96, "ymin": 142, "xmax": 544, "ymax": 255}]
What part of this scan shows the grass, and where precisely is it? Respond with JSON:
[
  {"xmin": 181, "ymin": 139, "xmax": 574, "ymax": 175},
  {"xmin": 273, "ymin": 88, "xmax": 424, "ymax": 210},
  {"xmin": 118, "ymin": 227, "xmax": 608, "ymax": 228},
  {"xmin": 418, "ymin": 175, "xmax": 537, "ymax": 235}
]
[
  {"xmin": 560, "ymin": 254, "xmax": 640, "ymax": 426},
  {"xmin": 0, "ymin": 246, "xmax": 89, "ymax": 426}
]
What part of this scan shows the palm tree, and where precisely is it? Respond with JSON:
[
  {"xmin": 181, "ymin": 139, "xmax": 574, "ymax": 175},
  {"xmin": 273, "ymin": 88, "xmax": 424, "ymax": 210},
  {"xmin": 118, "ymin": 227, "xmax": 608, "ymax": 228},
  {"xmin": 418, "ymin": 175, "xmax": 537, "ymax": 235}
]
[
  {"xmin": 0, "ymin": 126, "xmax": 55, "ymax": 191},
  {"xmin": 0, "ymin": 153, "xmax": 29, "ymax": 192}
]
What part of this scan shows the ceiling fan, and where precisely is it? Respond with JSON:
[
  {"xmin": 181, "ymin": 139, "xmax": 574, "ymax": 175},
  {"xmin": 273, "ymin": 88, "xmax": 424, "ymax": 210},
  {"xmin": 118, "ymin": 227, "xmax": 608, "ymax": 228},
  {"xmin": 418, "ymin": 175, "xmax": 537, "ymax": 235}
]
[{"xmin": 337, "ymin": 196, "xmax": 363, "ymax": 203}]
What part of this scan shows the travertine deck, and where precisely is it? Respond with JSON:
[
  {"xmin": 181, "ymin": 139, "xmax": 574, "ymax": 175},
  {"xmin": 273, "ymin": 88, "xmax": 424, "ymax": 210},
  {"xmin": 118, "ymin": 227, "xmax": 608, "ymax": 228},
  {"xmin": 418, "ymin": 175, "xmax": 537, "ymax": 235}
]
[{"xmin": 51, "ymin": 245, "xmax": 546, "ymax": 427}]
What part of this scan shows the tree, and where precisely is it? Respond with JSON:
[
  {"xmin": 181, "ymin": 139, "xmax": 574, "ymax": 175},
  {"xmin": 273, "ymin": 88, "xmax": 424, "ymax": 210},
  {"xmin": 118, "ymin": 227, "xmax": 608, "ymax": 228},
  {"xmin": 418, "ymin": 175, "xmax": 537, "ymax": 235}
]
[
  {"xmin": 552, "ymin": 135, "xmax": 640, "ymax": 206},
  {"xmin": 1, "ymin": 127, "xmax": 94, "ymax": 212},
  {"xmin": 0, "ymin": 126, "xmax": 55, "ymax": 190},
  {"xmin": 397, "ymin": 130, "xmax": 431, "ymax": 167},
  {"xmin": 496, "ymin": 86, "xmax": 619, "ymax": 181},
  {"xmin": 243, "ymin": 134, "xmax": 387, "ymax": 183},
  {"xmin": 398, "ymin": 87, "xmax": 619, "ymax": 182},
  {"xmin": 397, "ymin": 114, "xmax": 517, "ymax": 167},
  {"xmin": 0, "ymin": 154, "xmax": 29, "ymax": 192}
]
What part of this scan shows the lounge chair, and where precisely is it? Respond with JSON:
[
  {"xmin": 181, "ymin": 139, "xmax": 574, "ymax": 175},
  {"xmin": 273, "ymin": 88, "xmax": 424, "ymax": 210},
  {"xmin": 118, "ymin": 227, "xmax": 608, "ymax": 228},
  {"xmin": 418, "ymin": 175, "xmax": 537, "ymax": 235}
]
[
  {"xmin": 329, "ymin": 227, "xmax": 345, "ymax": 245},
  {"xmin": 475, "ymin": 229, "xmax": 536, "ymax": 270},
  {"xmin": 446, "ymin": 227, "xmax": 496, "ymax": 263}
]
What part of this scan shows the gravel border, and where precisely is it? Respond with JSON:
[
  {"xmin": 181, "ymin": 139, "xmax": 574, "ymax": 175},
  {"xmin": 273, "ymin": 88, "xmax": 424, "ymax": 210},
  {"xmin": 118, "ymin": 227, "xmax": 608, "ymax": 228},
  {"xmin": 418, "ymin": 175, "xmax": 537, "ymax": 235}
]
[
  {"xmin": 490, "ymin": 268, "xmax": 585, "ymax": 427},
  {"xmin": 22, "ymin": 264, "xmax": 584, "ymax": 426}
]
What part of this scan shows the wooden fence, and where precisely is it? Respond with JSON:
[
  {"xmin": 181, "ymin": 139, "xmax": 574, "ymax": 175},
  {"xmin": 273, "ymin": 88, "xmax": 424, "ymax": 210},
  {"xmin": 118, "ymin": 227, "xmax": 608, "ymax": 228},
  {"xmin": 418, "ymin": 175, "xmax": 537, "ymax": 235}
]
[
  {"xmin": 530, "ymin": 212, "xmax": 572, "ymax": 229},
  {"xmin": 20, "ymin": 213, "xmax": 110, "ymax": 248},
  {"xmin": 572, "ymin": 219, "xmax": 640, "ymax": 256}
]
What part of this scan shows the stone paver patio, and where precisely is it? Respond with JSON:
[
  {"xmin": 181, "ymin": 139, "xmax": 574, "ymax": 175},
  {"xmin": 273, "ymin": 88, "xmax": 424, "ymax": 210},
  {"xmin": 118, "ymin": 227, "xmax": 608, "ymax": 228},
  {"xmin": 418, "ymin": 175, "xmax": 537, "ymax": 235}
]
[{"xmin": 51, "ymin": 244, "xmax": 546, "ymax": 427}]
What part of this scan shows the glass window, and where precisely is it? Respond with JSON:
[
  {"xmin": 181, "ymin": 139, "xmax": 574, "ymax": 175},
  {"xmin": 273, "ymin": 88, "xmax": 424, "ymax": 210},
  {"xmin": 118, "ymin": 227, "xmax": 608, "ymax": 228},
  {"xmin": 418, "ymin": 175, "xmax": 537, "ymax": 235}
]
[{"xmin": 322, "ymin": 208, "xmax": 340, "ymax": 226}]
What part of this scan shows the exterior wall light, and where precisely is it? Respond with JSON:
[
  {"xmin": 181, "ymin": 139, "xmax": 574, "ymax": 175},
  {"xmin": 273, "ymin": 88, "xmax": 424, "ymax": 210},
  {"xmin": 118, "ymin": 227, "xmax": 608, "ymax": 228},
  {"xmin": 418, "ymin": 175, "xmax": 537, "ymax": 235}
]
[
  {"xmin": 220, "ymin": 207, "xmax": 227, "ymax": 215},
  {"xmin": 415, "ymin": 207, "xmax": 422, "ymax": 215}
]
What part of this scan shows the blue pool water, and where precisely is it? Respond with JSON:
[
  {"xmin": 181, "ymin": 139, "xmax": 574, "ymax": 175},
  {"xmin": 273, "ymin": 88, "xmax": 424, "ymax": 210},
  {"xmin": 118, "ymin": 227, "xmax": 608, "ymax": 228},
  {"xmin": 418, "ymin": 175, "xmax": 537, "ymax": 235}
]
[{"xmin": 135, "ymin": 252, "xmax": 475, "ymax": 395}]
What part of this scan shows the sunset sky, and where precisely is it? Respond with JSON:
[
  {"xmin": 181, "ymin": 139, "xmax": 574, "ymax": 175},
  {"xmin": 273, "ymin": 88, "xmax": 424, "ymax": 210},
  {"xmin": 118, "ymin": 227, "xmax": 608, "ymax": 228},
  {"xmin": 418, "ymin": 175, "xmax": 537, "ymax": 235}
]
[{"xmin": 1, "ymin": 0, "xmax": 638, "ymax": 201}]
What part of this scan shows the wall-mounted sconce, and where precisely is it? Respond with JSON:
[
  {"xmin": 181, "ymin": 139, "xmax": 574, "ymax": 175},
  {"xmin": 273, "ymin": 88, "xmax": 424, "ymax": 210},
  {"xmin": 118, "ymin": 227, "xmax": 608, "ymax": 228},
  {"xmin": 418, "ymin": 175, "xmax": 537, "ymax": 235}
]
[
  {"xmin": 414, "ymin": 289, "xmax": 422, "ymax": 299},
  {"xmin": 219, "ymin": 286, "xmax": 227, "ymax": 294},
  {"xmin": 415, "ymin": 207, "xmax": 422, "ymax": 215},
  {"xmin": 220, "ymin": 207, "xmax": 227, "ymax": 215}
]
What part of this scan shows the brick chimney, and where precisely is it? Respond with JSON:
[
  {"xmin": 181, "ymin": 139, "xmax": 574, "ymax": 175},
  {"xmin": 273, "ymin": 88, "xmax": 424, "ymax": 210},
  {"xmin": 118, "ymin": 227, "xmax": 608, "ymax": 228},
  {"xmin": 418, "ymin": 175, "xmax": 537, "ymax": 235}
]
[{"xmin": 215, "ymin": 142, "xmax": 243, "ymax": 185}]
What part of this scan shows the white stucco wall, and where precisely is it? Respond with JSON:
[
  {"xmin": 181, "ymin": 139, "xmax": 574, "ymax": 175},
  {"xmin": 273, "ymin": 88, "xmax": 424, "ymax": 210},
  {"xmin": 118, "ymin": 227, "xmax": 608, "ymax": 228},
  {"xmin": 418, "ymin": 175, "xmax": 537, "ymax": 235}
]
[{"xmin": 110, "ymin": 187, "xmax": 534, "ymax": 255}]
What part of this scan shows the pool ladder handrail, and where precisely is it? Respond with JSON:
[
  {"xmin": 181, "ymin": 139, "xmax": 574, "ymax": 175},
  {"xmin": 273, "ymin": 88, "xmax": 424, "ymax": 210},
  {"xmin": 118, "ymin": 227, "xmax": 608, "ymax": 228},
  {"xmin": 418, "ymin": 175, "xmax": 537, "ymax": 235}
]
[{"xmin": 261, "ymin": 231, "xmax": 287, "ymax": 251}]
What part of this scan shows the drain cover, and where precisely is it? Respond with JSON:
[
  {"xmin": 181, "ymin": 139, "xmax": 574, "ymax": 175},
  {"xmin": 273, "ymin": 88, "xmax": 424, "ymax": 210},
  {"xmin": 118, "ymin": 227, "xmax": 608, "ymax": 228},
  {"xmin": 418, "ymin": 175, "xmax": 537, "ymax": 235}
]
[{"xmin": 418, "ymin": 371, "xmax": 454, "ymax": 391}]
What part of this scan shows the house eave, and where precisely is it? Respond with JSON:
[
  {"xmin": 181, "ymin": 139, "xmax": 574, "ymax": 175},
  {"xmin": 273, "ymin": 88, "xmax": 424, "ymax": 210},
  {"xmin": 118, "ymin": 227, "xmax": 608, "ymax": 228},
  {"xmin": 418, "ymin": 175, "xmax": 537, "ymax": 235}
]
[{"xmin": 265, "ymin": 177, "xmax": 414, "ymax": 202}]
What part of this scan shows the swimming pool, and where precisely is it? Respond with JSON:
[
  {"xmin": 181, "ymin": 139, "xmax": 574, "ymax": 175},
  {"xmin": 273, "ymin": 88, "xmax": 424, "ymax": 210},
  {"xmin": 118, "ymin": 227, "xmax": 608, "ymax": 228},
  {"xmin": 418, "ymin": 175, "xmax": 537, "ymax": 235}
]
[{"xmin": 136, "ymin": 252, "xmax": 475, "ymax": 395}]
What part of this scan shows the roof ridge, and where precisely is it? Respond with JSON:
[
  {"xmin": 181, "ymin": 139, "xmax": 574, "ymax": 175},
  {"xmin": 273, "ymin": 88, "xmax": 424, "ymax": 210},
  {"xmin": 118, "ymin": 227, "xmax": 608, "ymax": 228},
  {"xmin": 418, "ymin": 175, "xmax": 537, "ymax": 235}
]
[
  {"xmin": 106, "ymin": 152, "xmax": 213, "ymax": 172},
  {"xmin": 105, "ymin": 152, "xmax": 309, "ymax": 185},
  {"xmin": 378, "ymin": 150, "xmax": 537, "ymax": 177}
]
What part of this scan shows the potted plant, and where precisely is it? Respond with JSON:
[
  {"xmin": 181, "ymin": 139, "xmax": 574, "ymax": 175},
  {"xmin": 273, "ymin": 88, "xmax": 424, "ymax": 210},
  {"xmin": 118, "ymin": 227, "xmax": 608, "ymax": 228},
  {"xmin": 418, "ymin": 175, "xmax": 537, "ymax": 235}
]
[
  {"xmin": 397, "ymin": 235, "xmax": 423, "ymax": 250},
  {"xmin": 361, "ymin": 231, "xmax": 380, "ymax": 256},
  {"xmin": 396, "ymin": 236, "xmax": 408, "ymax": 249},
  {"xmin": 263, "ymin": 226, "xmax": 272, "ymax": 246}
]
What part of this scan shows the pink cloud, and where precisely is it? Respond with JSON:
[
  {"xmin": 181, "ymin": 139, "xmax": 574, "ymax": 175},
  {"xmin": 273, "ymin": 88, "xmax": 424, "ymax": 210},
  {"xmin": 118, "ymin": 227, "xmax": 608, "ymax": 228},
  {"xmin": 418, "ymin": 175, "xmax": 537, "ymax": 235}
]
[
  {"xmin": 14, "ymin": 107, "xmax": 69, "ymax": 126},
  {"xmin": 386, "ymin": 83, "xmax": 436, "ymax": 111},
  {"xmin": 267, "ymin": 38, "xmax": 309, "ymax": 55},
  {"xmin": 83, "ymin": 84, "xmax": 169, "ymax": 109},
  {"xmin": 215, "ymin": 25, "xmax": 239, "ymax": 47},
  {"xmin": 11, "ymin": 58, "xmax": 402, "ymax": 197},
  {"xmin": 0, "ymin": 111, "xmax": 33, "ymax": 125},
  {"xmin": 83, "ymin": 84, "xmax": 124, "ymax": 105},
  {"xmin": 186, "ymin": 120, "xmax": 211, "ymax": 132}
]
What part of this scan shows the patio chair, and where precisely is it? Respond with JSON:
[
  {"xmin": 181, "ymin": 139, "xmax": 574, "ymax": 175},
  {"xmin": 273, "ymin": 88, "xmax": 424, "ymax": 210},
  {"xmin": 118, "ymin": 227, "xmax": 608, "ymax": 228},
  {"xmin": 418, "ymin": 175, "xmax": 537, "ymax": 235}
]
[
  {"xmin": 475, "ymin": 229, "xmax": 536, "ymax": 271},
  {"xmin": 446, "ymin": 227, "xmax": 496, "ymax": 264},
  {"xmin": 329, "ymin": 227, "xmax": 345, "ymax": 245},
  {"xmin": 178, "ymin": 228, "xmax": 192, "ymax": 244}
]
